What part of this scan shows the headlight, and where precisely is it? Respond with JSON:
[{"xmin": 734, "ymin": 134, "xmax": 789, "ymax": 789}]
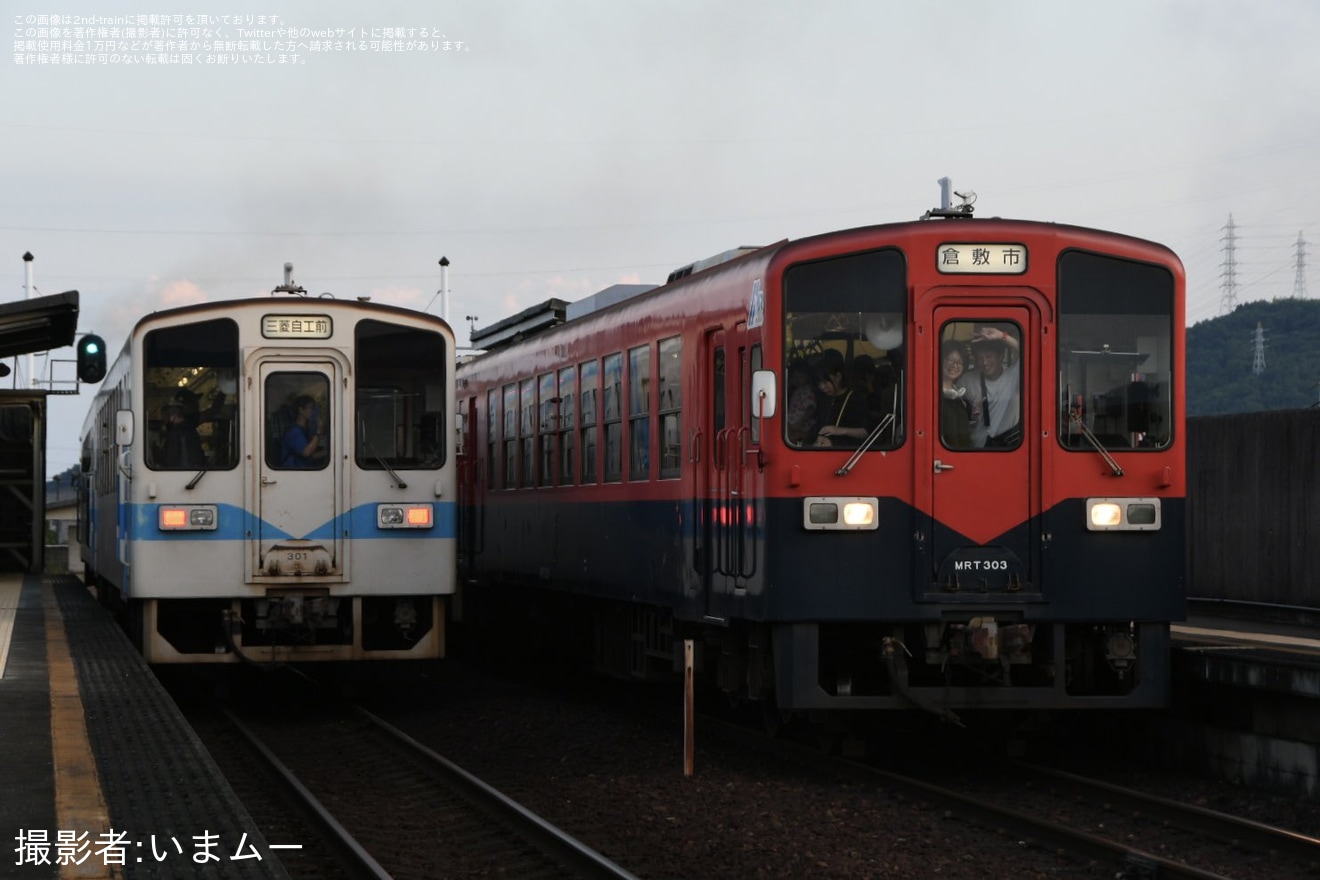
[
  {"xmin": 377, "ymin": 503, "xmax": 434, "ymax": 529},
  {"xmin": 157, "ymin": 504, "xmax": 218, "ymax": 531},
  {"xmin": 803, "ymin": 497, "xmax": 879, "ymax": 531},
  {"xmin": 1086, "ymin": 497, "xmax": 1161, "ymax": 531}
]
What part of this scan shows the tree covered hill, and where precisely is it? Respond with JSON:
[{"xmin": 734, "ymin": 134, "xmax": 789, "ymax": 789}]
[{"xmin": 1186, "ymin": 298, "xmax": 1320, "ymax": 416}]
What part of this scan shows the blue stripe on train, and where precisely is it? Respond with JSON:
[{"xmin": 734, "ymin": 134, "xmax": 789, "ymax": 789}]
[{"xmin": 127, "ymin": 501, "xmax": 457, "ymax": 541}]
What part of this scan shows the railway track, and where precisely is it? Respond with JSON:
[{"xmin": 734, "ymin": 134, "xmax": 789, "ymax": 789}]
[
  {"xmin": 217, "ymin": 700, "xmax": 639, "ymax": 879},
  {"xmin": 1010, "ymin": 760, "xmax": 1320, "ymax": 872},
  {"xmin": 705, "ymin": 716, "xmax": 1320, "ymax": 880},
  {"xmin": 181, "ymin": 661, "xmax": 1320, "ymax": 878}
]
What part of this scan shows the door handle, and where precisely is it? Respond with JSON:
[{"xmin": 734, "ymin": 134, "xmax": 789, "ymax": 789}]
[
  {"xmin": 261, "ymin": 475, "xmax": 278, "ymax": 485},
  {"xmin": 933, "ymin": 459, "xmax": 955, "ymax": 472}
]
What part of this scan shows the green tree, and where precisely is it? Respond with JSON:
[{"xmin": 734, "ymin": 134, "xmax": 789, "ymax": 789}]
[{"xmin": 1187, "ymin": 299, "xmax": 1320, "ymax": 416}]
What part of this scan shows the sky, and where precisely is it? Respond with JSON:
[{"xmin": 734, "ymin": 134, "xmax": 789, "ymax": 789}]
[{"xmin": 4, "ymin": 0, "xmax": 1318, "ymax": 475}]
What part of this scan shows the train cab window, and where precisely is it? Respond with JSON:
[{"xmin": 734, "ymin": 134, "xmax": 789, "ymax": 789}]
[
  {"xmin": 628, "ymin": 344, "xmax": 651, "ymax": 481},
  {"xmin": 265, "ymin": 372, "xmax": 330, "ymax": 470},
  {"xmin": 354, "ymin": 319, "xmax": 449, "ymax": 470},
  {"xmin": 558, "ymin": 366, "xmax": 577, "ymax": 484},
  {"xmin": 1058, "ymin": 252, "xmax": 1174, "ymax": 451},
  {"xmin": 658, "ymin": 336, "xmax": 682, "ymax": 479},
  {"xmin": 783, "ymin": 248, "xmax": 906, "ymax": 450},
  {"xmin": 580, "ymin": 360, "xmax": 599, "ymax": 484},
  {"xmin": 143, "ymin": 318, "xmax": 240, "ymax": 471},
  {"xmin": 603, "ymin": 352, "xmax": 623, "ymax": 483}
]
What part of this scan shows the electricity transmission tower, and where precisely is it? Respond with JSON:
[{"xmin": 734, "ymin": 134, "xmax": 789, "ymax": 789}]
[
  {"xmin": 1219, "ymin": 214, "xmax": 1239, "ymax": 314},
  {"xmin": 1294, "ymin": 231, "xmax": 1309, "ymax": 300},
  {"xmin": 1251, "ymin": 322, "xmax": 1267, "ymax": 376}
]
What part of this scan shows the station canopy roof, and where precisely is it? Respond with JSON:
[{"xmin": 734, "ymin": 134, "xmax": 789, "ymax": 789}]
[{"xmin": 0, "ymin": 290, "xmax": 79, "ymax": 359}]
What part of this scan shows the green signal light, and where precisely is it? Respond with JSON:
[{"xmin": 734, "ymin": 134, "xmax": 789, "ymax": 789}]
[{"xmin": 77, "ymin": 333, "xmax": 107, "ymax": 383}]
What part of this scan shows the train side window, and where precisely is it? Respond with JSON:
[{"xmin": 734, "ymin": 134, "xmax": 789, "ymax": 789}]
[
  {"xmin": 538, "ymin": 372, "xmax": 556, "ymax": 487},
  {"xmin": 628, "ymin": 344, "xmax": 651, "ymax": 481},
  {"xmin": 712, "ymin": 348, "xmax": 725, "ymax": 431},
  {"xmin": 558, "ymin": 366, "xmax": 576, "ymax": 485},
  {"xmin": 580, "ymin": 360, "xmax": 598, "ymax": 484},
  {"xmin": 603, "ymin": 352, "xmax": 623, "ymax": 483},
  {"xmin": 502, "ymin": 384, "xmax": 517, "ymax": 489},
  {"xmin": 487, "ymin": 389, "xmax": 499, "ymax": 489},
  {"xmin": 142, "ymin": 318, "xmax": 240, "ymax": 471},
  {"xmin": 1058, "ymin": 251, "xmax": 1175, "ymax": 451},
  {"xmin": 658, "ymin": 336, "xmax": 682, "ymax": 479},
  {"xmin": 520, "ymin": 378, "xmax": 535, "ymax": 488}
]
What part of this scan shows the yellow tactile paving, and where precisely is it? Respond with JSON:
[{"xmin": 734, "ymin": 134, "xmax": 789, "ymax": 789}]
[
  {"xmin": 43, "ymin": 583, "xmax": 118, "ymax": 880},
  {"xmin": 0, "ymin": 573, "xmax": 22, "ymax": 679}
]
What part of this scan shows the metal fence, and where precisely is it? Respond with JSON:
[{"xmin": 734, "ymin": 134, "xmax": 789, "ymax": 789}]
[{"xmin": 1187, "ymin": 408, "xmax": 1320, "ymax": 611}]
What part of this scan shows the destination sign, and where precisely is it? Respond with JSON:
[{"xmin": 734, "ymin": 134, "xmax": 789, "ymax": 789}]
[
  {"xmin": 936, "ymin": 243, "xmax": 1028, "ymax": 274},
  {"xmin": 262, "ymin": 314, "xmax": 333, "ymax": 339}
]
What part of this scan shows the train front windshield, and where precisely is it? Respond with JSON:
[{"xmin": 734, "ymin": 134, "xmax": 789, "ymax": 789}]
[
  {"xmin": 142, "ymin": 315, "xmax": 449, "ymax": 474},
  {"xmin": 1058, "ymin": 251, "xmax": 1175, "ymax": 451},
  {"xmin": 782, "ymin": 248, "xmax": 907, "ymax": 450},
  {"xmin": 144, "ymin": 318, "xmax": 241, "ymax": 471},
  {"xmin": 353, "ymin": 319, "xmax": 449, "ymax": 470}
]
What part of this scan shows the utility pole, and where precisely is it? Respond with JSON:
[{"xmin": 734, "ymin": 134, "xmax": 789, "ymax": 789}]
[
  {"xmin": 439, "ymin": 257, "xmax": 450, "ymax": 325},
  {"xmin": 18, "ymin": 252, "xmax": 35, "ymax": 388},
  {"xmin": 1219, "ymin": 214, "xmax": 1239, "ymax": 315}
]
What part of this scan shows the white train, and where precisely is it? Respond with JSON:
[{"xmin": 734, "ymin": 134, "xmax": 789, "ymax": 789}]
[{"xmin": 78, "ymin": 273, "xmax": 455, "ymax": 663}]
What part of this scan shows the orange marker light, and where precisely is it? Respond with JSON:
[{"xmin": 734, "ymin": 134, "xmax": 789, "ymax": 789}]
[
  {"xmin": 406, "ymin": 506, "xmax": 432, "ymax": 526},
  {"xmin": 160, "ymin": 508, "xmax": 188, "ymax": 529}
]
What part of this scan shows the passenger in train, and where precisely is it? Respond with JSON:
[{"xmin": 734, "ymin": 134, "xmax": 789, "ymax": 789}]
[
  {"xmin": 785, "ymin": 360, "xmax": 820, "ymax": 446},
  {"xmin": 939, "ymin": 340, "xmax": 973, "ymax": 449},
  {"xmin": 159, "ymin": 403, "xmax": 206, "ymax": 469},
  {"xmin": 958, "ymin": 326, "xmax": 1022, "ymax": 448},
  {"xmin": 280, "ymin": 395, "xmax": 326, "ymax": 468},
  {"xmin": 813, "ymin": 362, "xmax": 871, "ymax": 447}
]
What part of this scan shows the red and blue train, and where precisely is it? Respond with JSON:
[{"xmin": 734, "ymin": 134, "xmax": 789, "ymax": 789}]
[{"xmin": 455, "ymin": 190, "xmax": 1185, "ymax": 720}]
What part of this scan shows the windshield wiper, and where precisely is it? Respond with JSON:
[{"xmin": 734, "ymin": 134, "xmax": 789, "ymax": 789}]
[
  {"xmin": 185, "ymin": 467, "xmax": 208, "ymax": 490},
  {"xmin": 836, "ymin": 380, "xmax": 900, "ymax": 477},
  {"xmin": 835, "ymin": 413, "xmax": 894, "ymax": 477},
  {"xmin": 361, "ymin": 434, "xmax": 408, "ymax": 489},
  {"xmin": 1068, "ymin": 410, "xmax": 1123, "ymax": 476}
]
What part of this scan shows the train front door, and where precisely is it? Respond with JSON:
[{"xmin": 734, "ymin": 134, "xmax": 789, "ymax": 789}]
[
  {"xmin": 923, "ymin": 301, "xmax": 1040, "ymax": 596},
  {"xmin": 252, "ymin": 360, "xmax": 344, "ymax": 580}
]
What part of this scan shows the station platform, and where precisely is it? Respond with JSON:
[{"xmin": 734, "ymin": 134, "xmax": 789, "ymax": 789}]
[
  {"xmin": 1172, "ymin": 610, "xmax": 1320, "ymax": 696},
  {"xmin": 0, "ymin": 572, "xmax": 291, "ymax": 879},
  {"xmin": 1168, "ymin": 611, "xmax": 1319, "ymax": 802}
]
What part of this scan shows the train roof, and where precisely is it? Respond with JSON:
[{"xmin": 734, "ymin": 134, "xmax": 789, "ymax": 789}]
[
  {"xmin": 469, "ymin": 244, "xmax": 787, "ymax": 354},
  {"xmin": 466, "ymin": 214, "xmax": 1181, "ymax": 355},
  {"xmin": 123, "ymin": 293, "xmax": 453, "ymax": 338}
]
